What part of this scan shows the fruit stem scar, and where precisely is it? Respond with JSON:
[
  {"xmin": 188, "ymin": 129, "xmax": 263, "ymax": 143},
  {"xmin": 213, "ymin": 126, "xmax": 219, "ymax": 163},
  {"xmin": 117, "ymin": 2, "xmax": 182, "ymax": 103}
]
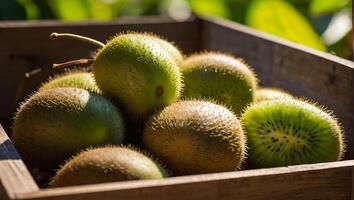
[
  {"xmin": 155, "ymin": 86, "xmax": 164, "ymax": 98},
  {"xmin": 53, "ymin": 59, "xmax": 94, "ymax": 69},
  {"xmin": 50, "ymin": 32, "xmax": 105, "ymax": 48}
]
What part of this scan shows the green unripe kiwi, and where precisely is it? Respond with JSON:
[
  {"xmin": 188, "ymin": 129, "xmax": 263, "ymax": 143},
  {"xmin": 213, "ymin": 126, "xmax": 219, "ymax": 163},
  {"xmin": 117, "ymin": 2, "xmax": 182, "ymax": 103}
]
[
  {"xmin": 181, "ymin": 52, "xmax": 257, "ymax": 115},
  {"xmin": 94, "ymin": 33, "xmax": 181, "ymax": 118},
  {"xmin": 255, "ymin": 87, "xmax": 293, "ymax": 102},
  {"xmin": 12, "ymin": 88, "xmax": 124, "ymax": 168},
  {"xmin": 39, "ymin": 70, "xmax": 100, "ymax": 93},
  {"xmin": 51, "ymin": 32, "xmax": 182, "ymax": 119},
  {"xmin": 241, "ymin": 98, "xmax": 344, "ymax": 168},
  {"xmin": 51, "ymin": 146, "xmax": 168, "ymax": 187},
  {"xmin": 143, "ymin": 100, "xmax": 247, "ymax": 175},
  {"xmin": 147, "ymin": 34, "xmax": 183, "ymax": 64}
]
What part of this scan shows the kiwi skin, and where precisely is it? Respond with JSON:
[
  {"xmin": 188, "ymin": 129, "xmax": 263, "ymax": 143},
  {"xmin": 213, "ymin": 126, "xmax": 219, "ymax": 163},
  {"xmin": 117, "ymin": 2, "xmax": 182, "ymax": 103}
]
[
  {"xmin": 93, "ymin": 33, "xmax": 182, "ymax": 119},
  {"xmin": 39, "ymin": 70, "xmax": 101, "ymax": 93},
  {"xmin": 51, "ymin": 146, "xmax": 168, "ymax": 187},
  {"xmin": 181, "ymin": 52, "xmax": 257, "ymax": 115},
  {"xmin": 147, "ymin": 34, "xmax": 183, "ymax": 64},
  {"xmin": 12, "ymin": 88, "xmax": 124, "ymax": 169},
  {"xmin": 241, "ymin": 98, "xmax": 344, "ymax": 168},
  {"xmin": 254, "ymin": 87, "xmax": 293, "ymax": 102},
  {"xmin": 143, "ymin": 100, "xmax": 247, "ymax": 175}
]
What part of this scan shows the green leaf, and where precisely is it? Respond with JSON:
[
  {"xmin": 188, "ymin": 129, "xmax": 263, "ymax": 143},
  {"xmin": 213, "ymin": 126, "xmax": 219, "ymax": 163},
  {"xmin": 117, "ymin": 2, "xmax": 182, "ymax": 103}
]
[
  {"xmin": 310, "ymin": 0, "xmax": 349, "ymax": 15},
  {"xmin": 17, "ymin": 0, "xmax": 40, "ymax": 20},
  {"xmin": 120, "ymin": 0, "xmax": 160, "ymax": 16},
  {"xmin": 225, "ymin": 0, "xmax": 250, "ymax": 23},
  {"xmin": 87, "ymin": 0, "xmax": 114, "ymax": 20},
  {"xmin": 48, "ymin": 0, "xmax": 89, "ymax": 21},
  {"xmin": 188, "ymin": 0, "xmax": 231, "ymax": 19},
  {"xmin": 246, "ymin": 0, "xmax": 326, "ymax": 51},
  {"xmin": 285, "ymin": 0, "xmax": 310, "ymax": 7},
  {"xmin": 32, "ymin": 0, "xmax": 56, "ymax": 19}
]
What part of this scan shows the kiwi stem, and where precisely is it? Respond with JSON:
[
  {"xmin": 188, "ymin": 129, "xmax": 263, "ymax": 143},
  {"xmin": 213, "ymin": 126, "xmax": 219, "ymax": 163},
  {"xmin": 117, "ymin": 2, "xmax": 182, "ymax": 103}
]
[
  {"xmin": 50, "ymin": 32, "xmax": 105, "ymax": 48},
  {"xmin": 12, "ymin": 68, "xmax": 42, "ymax": 112},
  {"xmin": 53, "ymin": 59, "xmax": 94, "ymax": 69},
  {"xmin": 25, "ymin": 68, "xmax": 42, "ymax": 78}
]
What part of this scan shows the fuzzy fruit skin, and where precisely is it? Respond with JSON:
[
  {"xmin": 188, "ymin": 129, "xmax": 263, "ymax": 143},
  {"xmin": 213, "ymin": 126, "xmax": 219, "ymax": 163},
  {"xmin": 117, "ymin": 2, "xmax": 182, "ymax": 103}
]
[
  {"xmin": 150, "ymin": 36, "xmax": 183, "ymax": 64},
  {"xmin": 93, "ymin": 33, "xmax": 181, "ymax": 118},
  {"xmin": 51, "ymin": 146, "xmax": 167, "ymax": 187},
  {"xmin": 12, "ymin": 88, "xmax": 124, "ymax": 168},
  {"xmin": 181, "ymin": 53, "xmax": 257, "ymax": 115},
  {"xmin": 143, "ymin": 100, "xmax": 246, "ymax": 175},
  {"xmin": 39, "ymin": 71, "xmax": 100, "ymax": 93},
  {"xmin": 255, "ymin": 87, "xmax": 292, "ymax": 102},
  {"xmin": 241, "ymin": 99, "xmax": 344, "ymax": 168}
]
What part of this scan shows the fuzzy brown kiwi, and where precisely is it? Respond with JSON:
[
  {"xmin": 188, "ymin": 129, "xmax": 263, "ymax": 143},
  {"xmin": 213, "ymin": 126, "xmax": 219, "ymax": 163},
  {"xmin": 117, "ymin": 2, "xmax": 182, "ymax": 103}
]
[
  {"xmin": 181, "ymin": 52, "xmax": 258, "ymax": 115},
  {"xmin": 241, "ymin": 98, "xmax": 344, "ymax": 168},
  {"xmin": 143, "ymin": 100, "xmax": 247, "ymax": 175},
  {"xmin": 51, "ymin": 146, "xmax": 168, "ymax": 187},
  {"xmin": 12, "ymin": 88, "xmax": 124, "ymax": 169}
]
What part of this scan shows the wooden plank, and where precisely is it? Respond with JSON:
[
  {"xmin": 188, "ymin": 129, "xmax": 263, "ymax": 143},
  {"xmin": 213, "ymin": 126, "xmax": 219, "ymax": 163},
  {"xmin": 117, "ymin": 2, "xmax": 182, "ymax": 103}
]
[
  {"xmin": 0, "ymin": 17, "xmax": 201, "ymax": 131},
  {"xmin": 16, "ymin": 161, "xmax": 354, "ymax": 200},
  {"xmin": 352, "ymin": 167, "xmax": 354, "ymax": 200},
  {"xmin": 200, "ymin": 16, "xmax": 354, "ymax": 159},
  {"xmin": 0, "ymin": 124, "xmax": 38, "ymax": 200}
]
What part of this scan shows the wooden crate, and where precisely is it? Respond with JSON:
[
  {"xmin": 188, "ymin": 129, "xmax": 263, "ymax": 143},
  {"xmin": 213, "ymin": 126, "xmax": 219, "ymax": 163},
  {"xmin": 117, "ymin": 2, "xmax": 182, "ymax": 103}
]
[{"xmin": 0, "ymin": 16, "xmax": 353, "ymax": 200}]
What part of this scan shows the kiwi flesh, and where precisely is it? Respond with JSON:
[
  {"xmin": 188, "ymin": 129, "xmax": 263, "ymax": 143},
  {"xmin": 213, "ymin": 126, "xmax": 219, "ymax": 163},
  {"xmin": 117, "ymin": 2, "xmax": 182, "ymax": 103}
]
[
  {"xmin": 51, "ymin": 146, "xmax": 168, "ymax": 187},
  {"xmin": 255, "ymin": 87, "xmax": 293, "ymax": 102},
  {"xmin": 143, "ymin": 100, "xmax": 247, "ymax": 175},
  {"xmin": 12, "ymin": 88, "xmax": 124, "ymax": 169},
  {"xmin": 39, "ymin": 70, "xmax": 100, "ymax": 93},
  {"xmin": 240, "ymin": 98, "xmax": 344, "ymax": 168},
  {"xmin": 181, "ymin": 52, "xmax": 257, "ymax": 115}
]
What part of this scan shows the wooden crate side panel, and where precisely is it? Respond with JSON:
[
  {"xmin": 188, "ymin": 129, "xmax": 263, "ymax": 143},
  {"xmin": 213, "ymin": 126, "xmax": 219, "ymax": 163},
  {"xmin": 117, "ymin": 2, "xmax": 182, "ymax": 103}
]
[
  {"xmin": 0, "ymin": 125, "xmax": 38, "ymax": 199},
  {"xmin": 0, "ymin": 18, "xmax": 201, "ymax": 131},
  {"xmin": 200, "ymin": 18, "xmax": 354, "ymax": 159},
  {"xmin": 17, "ymin": 161, "xmax": 354, "ymax": 200}
]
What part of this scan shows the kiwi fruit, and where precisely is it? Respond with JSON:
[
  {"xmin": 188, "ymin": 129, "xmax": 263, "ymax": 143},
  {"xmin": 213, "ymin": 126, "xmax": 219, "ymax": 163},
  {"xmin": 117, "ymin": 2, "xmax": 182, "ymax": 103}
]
[
  {"xmin": 255, "ymin": 87, "xmax": 293, "ymax": 102},
  {"xmin": 147, "ymin": 34, "xmax": 183, "ymax": 64},
  {"xmin": 51, "ymin": 32, "xmax": 182, "ymax": 119},
  {"xmin": 180, "ymin": 52, "xmax": 257, "ymax": 115},
  {"xmin": 12, "ymin": 88, "xmax": 124, "ymax": 168},
  {"xmin": 240, "ymin": 98, "xmax": 344, "ymax": 168},
  {"xmin": 39, "ymin": 70, "xmax": 100, "ymax": 93},
  {"xmin": 143, "ymin": 100, "xmax": 246, "ymax": 175},
  {"xmin": 51, "ymin": 146, "xmax": 168, "ymax": 187}
]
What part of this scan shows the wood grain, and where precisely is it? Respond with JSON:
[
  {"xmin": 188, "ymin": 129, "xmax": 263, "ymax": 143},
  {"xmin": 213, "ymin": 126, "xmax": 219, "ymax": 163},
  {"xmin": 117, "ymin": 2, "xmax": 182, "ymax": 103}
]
[
  {"xmin": 17, "ymin": 161, "xmax": 354, "ymax": 200},
  {"xmin": 200, "ymin": 16, "xmax": 354, "ymax": 159},
  {"xmin": 0, "ymin": 124, "xmax": 38, "ymax": 200}
]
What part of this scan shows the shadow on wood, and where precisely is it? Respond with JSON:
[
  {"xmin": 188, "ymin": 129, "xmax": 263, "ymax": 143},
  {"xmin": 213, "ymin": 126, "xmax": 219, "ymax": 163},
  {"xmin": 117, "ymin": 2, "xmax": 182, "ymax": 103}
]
[{"xmin": 0, "ymin": 139, "xmax": 21, "ymax": 160}]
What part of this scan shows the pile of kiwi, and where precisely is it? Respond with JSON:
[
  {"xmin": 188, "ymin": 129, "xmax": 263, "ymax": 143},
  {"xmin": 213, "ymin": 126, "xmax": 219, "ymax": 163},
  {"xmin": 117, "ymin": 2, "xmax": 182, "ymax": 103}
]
[{"xmin": 11, "ymin": 31, "xmax": 344, "ymax": 188}]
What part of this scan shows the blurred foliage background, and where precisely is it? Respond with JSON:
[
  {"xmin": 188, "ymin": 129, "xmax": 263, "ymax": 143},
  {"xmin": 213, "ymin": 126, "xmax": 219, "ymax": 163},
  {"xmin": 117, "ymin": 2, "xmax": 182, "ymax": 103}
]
[{"xmin": 0, "ymin": 0, "xmax": 352, "ymax": 59}]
